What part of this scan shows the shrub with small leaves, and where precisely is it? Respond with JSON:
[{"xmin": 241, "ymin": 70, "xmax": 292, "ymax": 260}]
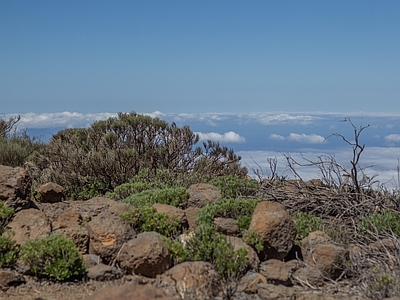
[
  {"xmin": 106, "ymin": 168, "xmax": 178, "ymax": 200},
  {"xmin": 293, "ymin": 211, "xmax": 325, "ymax": 243},
  {"xmin": 0, "ymin": 202, "xmax": 14, "ymax": 233},
  {"xmin": 123, "ymin": 187, "xmax": 189, "ymax": 209},
  {"xmin": 358, "ymin": 209, "xmax": 400, "ymax": 239},
  {"xmin": 166, "ymin": 224, "xmax": 249, "ymax": 279},
  {"xmin": 121, "ymin": 206, "xmax": 182, "ymax": 237},
  {"xmin": 20, "ymin": 235, "xmax": 85, "ymax": 281},
  {"xmin": 196, "ymin": 198, "xmax": 261, "ymax": 232},
  {"xmin": 0, "ymin": 233, "xmax": 18, "ymax": 268},
  {"xmin": 209, "ymin": 175, "xmax": 259, "ymax": 198},
  {"xmin": 243, "ymin": 230, "xmax": 264, "ymax": 252}
]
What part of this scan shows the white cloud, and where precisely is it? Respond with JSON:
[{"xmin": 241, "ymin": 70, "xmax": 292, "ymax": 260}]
[
  {"xmin": 268, "ymin": 132, "xmax": 326, "ymax": 144},
  {"xmin": 251, "ymin": 113, "xmax": 317, "ymax": 125},
  {"xmin": 269, "ymin": 134, "xmax": 285, "ymax": 141},
  {"xmin": 196, "ymin": 131, "xmax": 246, "ymax": 143},
  {"xmin": 385, "ymin": 134, "xmax": 400, "ymax": 143},
  {"xmin": 145, "ymin": 111, "xmax": 165, "ymax": 118},
  {"xmin": 1, "ymin": 112, "xmax": 117, "ymax": 129},
  {"xmin": 288, "ymin": 133, "xmax": 326, "ymax": 144}
]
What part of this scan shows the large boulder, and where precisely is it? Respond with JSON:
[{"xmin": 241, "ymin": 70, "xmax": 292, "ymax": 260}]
[
  {"xmin": 215, "ymin": 217, "xmax": 241, "ymax": 236},
  {"xmin": 52, "ymin": 207, "xmax": 82, "ymax": 230},
  {"xmin": 187, "ymin": 183, "xmax": 221, "ymax": 208},
  {"xmin": 301, "ymin": 231, "xmax": 349, "ymax": 279},
  {"xmin": 0, "ymin": 165, "xmax": 31, "ymax": 210},
  {"xmin": 304, "ymin": 243, "xmax": 348, "ymax": 280},
  {"xmin": 5, "ymin": 208, "xmax": 51, "ymax": 245},
  {"xmin": 259, "ymin": 259, "xmax": 300, "ymax": 286},
  {"xmin": 55, "ymin": 226, "xmax": 89, "ymax": 255},
  {"xmin": 118, "ymin": 232, "xmax": 173, "ymax": 278},
  {"xmin": 86, "ymin": 210, "xmax": 136, "ymax": 264},
  {"xmin": 35, "ymin": 182, "xmax": 65, "ymax": 203},
  {"xmin": 237, "ymin": 271, "xmax": 267, "ymax": 294},
  {"xmin": 74, "ymin": 197, "xmax": 118, "ymax": 219},
  {"xmin": 86, "ymin": 263, "xmax": 123, "ymax": 281},
  {"xmin": 184, "ymin": 206, "xmax": 200, "ymax": 230},
  {"xmin": 156, "ymin": 261, "xmax": 221, "ymax": 300},
  {"xmin": 248, "ymin": 201, "xmax": 296, "ymax": 260}
]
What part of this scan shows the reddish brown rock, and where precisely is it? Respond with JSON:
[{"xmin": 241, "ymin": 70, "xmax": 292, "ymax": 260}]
[
  {"xmin": 237, "ymin": 271, "xmax": 267, "ymax": 294},
  {"xmin": 5, "ymin": 208, "xmax": 51, "ymax": 245},
  {"xmin": 52, "ymin": 207, "xmax": 82, "ymax": 230},
  {"xmin": 55, "ymin": 226, "xmax": 89, "ymax": 255},
  {"xmin": 0, "ymin": 270, "xmax": 25, "ymax": 289},
  {"xmin": 248, "ymin": 201, "xmax": 296, "ymax": 260},
  {"xmin": 187, "ymin": 183, "xmax": 221, "ymax": 208},
  {"xmin": 86, "ymin": 211, "xmax": 136, "ymax": 264},
  {"xmin": 157, "ymin": 261, "xmax": 221, "ymax": 300},
  {"xmin": 118, "ymin": 232, "xmax": 172, "ymax": 278},
  {"xmin": 0, "ymin": 165, "xmax": 31, "ymax": 210},
  {"xmin": 305, "ymin": 243, "xmax": 348, "ymax": 279},
  {"xmin": 215, "ymin": 217, "xmax": 241, "ymax": 236},
  {"xmin": 184, "ymin": 206, "xmax": 200, "ymax": 230},
  {"xmin": 226, "ymin": 236, "xmax": 260, "ymax": 271},
  {"xmin": 259, "ymin": 259, "xmax": 298, "ymax": 286},
  {"xmin": 35, "ymin": 182, "xmax": 65, "ymax": 203}
]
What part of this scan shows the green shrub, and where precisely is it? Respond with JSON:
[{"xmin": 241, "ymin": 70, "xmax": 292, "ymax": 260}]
[
  {"xmin": 123, "ymin": 187, "xmax": 189, "ymax": 209},
  {"xmin": 106, "ymin": 181, "xmax": 152, "ymax": 200},
  {"xmin": 0, "ymin": 233, "xmax": 18, "ymax": 268},
  {"xmin": 369, "ymin": 267, "xmax": 395, "ymax": 298},
  {"xmin": 293, "ymin": 211, "xmax": 325, "ymax": 242},
  {"xmin": 121, "ymin": 206, "xmax": 182, "ymax": 237},
  {"xmin": 106, "ymin": 168, "xmax": 179, "ymax": 200},
  {"xmin": 0, "ymin": 202, "xmax": 14, "ymax": 233},
  {"xmin": 20, "ymin": 235, "xmax": 85, "ymax": 281},
  {"xmin": 209, "ymin": 175, "xmax": 259, "ymax": 198},
  {"xmin": 65, "ymin": 181, "xmax": 109, "ymax": 200},
  {"xmin": 37, "ymin": 112, "xmax": 247, "ymax": 198},
  {"xmin": 196, "ymin": 198, "xmax": 260, "ymax": 232},
  {"xmin": 243, "ymin": 230, "xmax": 264, "ymax": 252},
  {"xmin": 358, "ymin": 209, "xmax": 400, "ymax": 238},
  {"xmin": 166, "ymin": 224, "xmax": 249, "ymax": 279},
  {"xmin": 0, "ymin": 134, "xmax": 45, "ymax": 168}
]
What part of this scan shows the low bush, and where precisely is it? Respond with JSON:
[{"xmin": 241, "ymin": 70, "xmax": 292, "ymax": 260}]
[
  {"xmin": 358, "ymin": 209, "xmax": 400, "ymax": 239},
  {"xmin": 209, "ymin": 175, "xmax": 259, "ymax": 198},
  {"xmin": 36, "ymin": 112, "xmax": 246, "ymax": 199},
  {"xmin": 196, "ymin": 198, "xmax": 260, "ymax": 232},
  {"xmin": 123, "ymin": 187, "xmax": 189, "ymax": 209},
  {"xmin": 293, "ymin": 211, "xmax": 325, "ymax": 242},
  {"xmin": 19, "ymin": 235, "xmax": 85, "ymax": 281},
  {"xmin": 0, "ymin": 202, "xmax": 14, "ymax": 233},
  {"xmin": 166, "ymin": 224, "xmax": 249, "ymax": 280},
  {"xmin": 243, "ymin": 230, "xmax": 264, "ymax": 252},
  {"xmin": 121, "ymin": 206, "xmax": 182, "ymax": 237},
  {"xmin": 0, "ymin": 233, "xmax": 18, "ymax": 268}
]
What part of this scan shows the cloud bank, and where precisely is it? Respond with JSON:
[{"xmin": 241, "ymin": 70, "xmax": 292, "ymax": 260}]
[
  {"xmin": 385, "ymin": 134, "xmax": 400, "ymax": 143},
  {"xmin": 196, "ymin": 131, "xmax": 246, "ymax": 143},
  {"xmin": 269, "ymin": 133, "xmax": 326, "ymax": 144}
]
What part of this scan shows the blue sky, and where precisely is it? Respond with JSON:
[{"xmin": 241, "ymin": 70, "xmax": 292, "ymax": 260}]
[{"xmin": 1, "ymin": 1, "xmax": 399, "ymax": 114}]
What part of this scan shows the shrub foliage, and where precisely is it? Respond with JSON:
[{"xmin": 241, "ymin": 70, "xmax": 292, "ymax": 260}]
[
  {"xmin": 121, "ymin": 206, "xmax": 182, "ymax": 237},
  {"xmin": 196, "ymin": 198, "xmax": 261, "ymax": 232},
  {"xmin": 34, "ymin": 112, "xmax": 246, "ymax": 198},
  {"xmin": 20, "ymin": 235, "xmax": 85, "ymax": 281}
]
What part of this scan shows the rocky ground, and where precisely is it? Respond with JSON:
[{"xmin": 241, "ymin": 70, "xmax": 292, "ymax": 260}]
[{"xmin": 1, "ymin": 164, "xmax": 400, "ymax": 300}]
